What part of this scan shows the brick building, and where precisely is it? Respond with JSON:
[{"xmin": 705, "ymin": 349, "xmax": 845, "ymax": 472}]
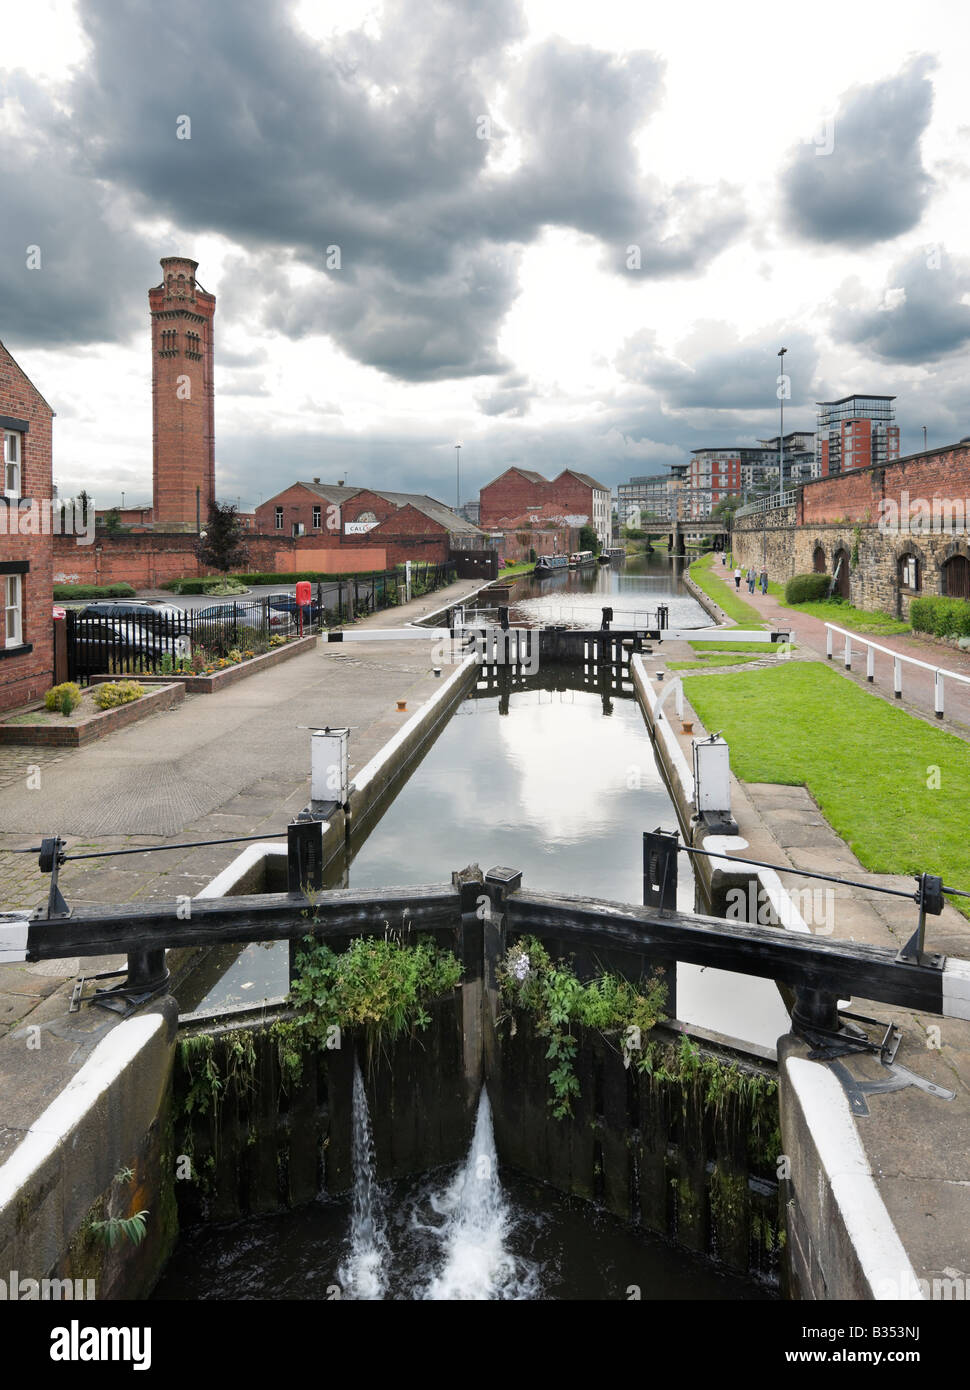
[
  {"xmin": 149, "ymin": 257, "xmax": 216, "ymax": 531},
  {"xmin": 479, "ymin": 468, "xmax": 611, "ymax": 550},
  {"xmin": 254, "ymin": 480, "xmax": 488, "ymax": 567},
  {"xmin": 0, "ymin": 340, "xmax": 55, "ymax": 712}
]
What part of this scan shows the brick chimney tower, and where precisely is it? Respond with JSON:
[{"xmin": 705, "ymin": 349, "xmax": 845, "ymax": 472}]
[{"xmin": 149, "ymin": 257, "xmax": 215, "ymax": 531}]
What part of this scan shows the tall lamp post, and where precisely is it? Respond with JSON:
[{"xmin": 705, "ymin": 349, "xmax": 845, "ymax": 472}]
[
  {"xmin": 455, "ymin": 441, "xmax": 461, "ymax": 514},
  {"xmin": 777, "ymin": 347, "xmax": 788, "ymax": 509}
]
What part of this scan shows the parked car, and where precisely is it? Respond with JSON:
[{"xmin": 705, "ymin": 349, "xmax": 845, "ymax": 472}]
[
  {"xmin": 196, "ymin": 599, "xmax": 294, "ymax": 632},
  {"xmin": 265, "ymin": 592, "xmax": 322, "ymax": 623},
  {"xmin": 71, "ymin": 617, "xmax": 179, "ymax": 677},
  {"xmin": 78, "ymin": 600, "xmax": 190, "ymax": 632}
]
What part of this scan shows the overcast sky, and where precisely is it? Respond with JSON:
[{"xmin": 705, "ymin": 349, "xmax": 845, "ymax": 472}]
[{"xmin": 2, "ymin": 0, "xmax": 969, "ymax": 511}]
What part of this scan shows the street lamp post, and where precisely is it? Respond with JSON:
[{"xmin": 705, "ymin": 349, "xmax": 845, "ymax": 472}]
[
  {"xmin": 777, "ymin": 347, "xmax": 788, "ymax": 509},
  {"xmin": 455, "ymin": 442, "xmax": 461, "ymax": 514}
]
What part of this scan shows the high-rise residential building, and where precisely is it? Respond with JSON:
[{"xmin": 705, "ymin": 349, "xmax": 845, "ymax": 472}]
[
  {"xmin": 815, "ymin": 396, "xmax": 899, "ymax": 477},
  {"xmin": 687, "ymin": 449, "xmax": 751, "ymax": 517}
]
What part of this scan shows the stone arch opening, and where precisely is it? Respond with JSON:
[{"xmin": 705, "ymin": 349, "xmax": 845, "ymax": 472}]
[
  {"xmin": 832, "ymin": 547, "xmax": 850, "ymax": 600},
  {"xmin": 943, "ymin": 554, "xmax": 970, "ymax": 600},
  {"xmin": 812, "ymin": 544, "xmax": 826, "ymax": 573}
]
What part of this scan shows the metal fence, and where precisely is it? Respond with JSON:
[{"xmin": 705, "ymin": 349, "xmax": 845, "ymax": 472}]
[{"xmin": 64, "ymin": 563, "xmax": 457, "ymax": 684}]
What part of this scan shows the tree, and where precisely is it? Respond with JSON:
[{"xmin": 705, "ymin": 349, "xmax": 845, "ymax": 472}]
[
  {"xmin": 103, "ymin": 507, "xmax": 122, "ymax": 533},
  {"xmin": 712, "ymin": 494, "xmax": 744, "ymax": 526},
  {"xmin": 195, "ymin": 500, "xmax": 250, "ymax": 573},
  {"xmin": 578, "ymin": 524, "xmax": 600, "ymax": 555}
]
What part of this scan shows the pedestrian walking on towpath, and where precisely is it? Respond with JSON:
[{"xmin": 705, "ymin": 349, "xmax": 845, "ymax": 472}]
[
  {"xmin": 734, "ymin": 565, "xmax": 742, "ymax": 591},
  {"xmin": 760, "ymin": 565, "xmax": 769, "ymax": 595},
  {"xmin": 746, "ymin": 566, "xmax": 757, "ymax": 593}
]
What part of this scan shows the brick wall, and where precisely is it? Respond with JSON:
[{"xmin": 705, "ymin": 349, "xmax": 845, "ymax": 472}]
[
  {"xmin": 0, "ymin": 342, "xmax": 55, "ymax": 711},
  {"xmin": 480, "ymin": 469, "xmax": 595, "ymax": 529},
  {"xmin": 733, "ymin": 508, "xmax": 970, "ymax": 618},
  {"xmin": 800, "ymin": 444, "xmax": 970, "ymax": 525}
]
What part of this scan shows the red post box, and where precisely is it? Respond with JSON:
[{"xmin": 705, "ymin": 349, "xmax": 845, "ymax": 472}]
[{"xmin": 295, "ymin": 580, "xmax": 312, "ymax": 636}]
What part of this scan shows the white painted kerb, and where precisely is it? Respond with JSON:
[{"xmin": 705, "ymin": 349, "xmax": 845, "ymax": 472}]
[
  {"xmin": 0, "ymin": 1013, "xmax": 165, "ymax": 1212},
  {"xmin": 787, "ymin": 1056, "xmax": 924, "ymax": 1300}
]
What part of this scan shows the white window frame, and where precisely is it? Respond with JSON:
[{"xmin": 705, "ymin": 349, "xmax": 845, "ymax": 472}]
[
  {"xmin": 4, "ymin": 431, "xmax": 22, "ymax": 500},
  {"xmin": 312, "ymin": 505, "xmax": 321, "ymax": 529},
  {"xmin": 275, "ymin": 506, "xmax": 284, "ymax": 531},
  {"xmin": 4, "ymin": 574, "xmax": 23, "ymax": 647}
]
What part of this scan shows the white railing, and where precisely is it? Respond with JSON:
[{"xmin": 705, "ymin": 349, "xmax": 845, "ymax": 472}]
[
  {"xmin": 734, "ymin": 490, "xmax": 800, "ymax": 520},
  {"xmin": 825, "ymin": 623, "xmax": 970, "ymax": 720}
]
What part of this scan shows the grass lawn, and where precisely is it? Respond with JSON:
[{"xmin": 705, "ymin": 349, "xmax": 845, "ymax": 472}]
[
  {"xmin": 689, "ymin": 552, "xmax": 765, "ymax": 628},
  {"xmin": 668, "ymin": 654, "xmax": 764, "ymax": 670},
  {"xmin": 681, "ymin": 662, "xmax": 970, "ymax": 912},
  {"xmin": 779, "ymin": 597, "xmax": 908, "ymax": 636},
  {"xmin": 498, "ymin": 561, "xmax": 537, "ymax": 579},
  {"xmin": 688, "ymin": 640, "xmax": 795, "ymax": 654}
]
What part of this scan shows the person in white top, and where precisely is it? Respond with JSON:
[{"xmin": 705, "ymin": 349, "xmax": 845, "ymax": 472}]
[{"xmin": 734, "ymin": 566, "xmax": 742, "ymax": 591}]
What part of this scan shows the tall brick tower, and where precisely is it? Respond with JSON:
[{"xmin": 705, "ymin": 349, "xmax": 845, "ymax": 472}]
[{"xmin": 149, "ymin": 257, "xmax": 215, "ymax": 531}]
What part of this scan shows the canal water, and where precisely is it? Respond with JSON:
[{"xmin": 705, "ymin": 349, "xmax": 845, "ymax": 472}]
[{"xmin": 476, "ymin": 549, "xmax": 713, "ymax": 630}]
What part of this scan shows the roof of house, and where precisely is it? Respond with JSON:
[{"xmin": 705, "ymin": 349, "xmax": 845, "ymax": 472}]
[
  {"xmin": 0, "ymin": 338, "xmax": 56, "ymax": 417},
  {"xmin": 375, "ymin": 491, "xmax": 486, "ymax": 535},
  {"xmin": 559, "ymin": 469, "xmax": 610, "ymax": 491},
  {"xmin": 295, "ymin": 482, "xmax": 366, "ymax": 505},
  {"xmin": 284, "ymin": 481, "xmax": 484, "ymax": 535},
  {"xmin": 483, "ymin": 467, "xmax": 547, "ymax": 487}
]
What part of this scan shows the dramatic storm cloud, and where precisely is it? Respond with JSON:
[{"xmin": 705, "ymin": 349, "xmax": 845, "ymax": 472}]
[
  {"xmin": 1, "ymin": 0, "xmax": 745, "ymax": 381},
  {"xmin": 831, "ymin": 247, "xmax": 970, "ymax": 363},
  {"xmin": 780, "ymin": 56, "xmax": 936, "ymax": 248},
  {"xmin": 617, "ymin": 327, "xmax": 819, "ymax": 412}
]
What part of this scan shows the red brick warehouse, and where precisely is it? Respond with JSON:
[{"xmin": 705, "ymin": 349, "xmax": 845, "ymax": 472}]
[{"xmin": 0, "ymin": 341, "xmax": 55, "ymax": 713}]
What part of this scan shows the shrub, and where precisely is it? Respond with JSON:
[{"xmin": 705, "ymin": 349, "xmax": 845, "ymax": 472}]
[
  {"xmin": 909, "ymin": 596, "xmax": 970, "ymax": 639},
  {"xmin": 44, "ymin": 681, "xmax": 82, "ymax": 715},
  {"xmin": 94, "ymin": 679, "xmax": 145, "ymax": 710},
  {"xmin": 53, "ymin": 583, "xmax": 135, "ymax": 599},
  {"xmin": 785, "ymin": 573, "xmax": 831, "ymax": 604}
]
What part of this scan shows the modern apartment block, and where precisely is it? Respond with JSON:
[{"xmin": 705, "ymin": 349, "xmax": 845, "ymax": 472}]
[
  {"xmin": 687, "ymin": 449, "xmax": 747, "ymax": 517},
  {"xmin": 617, "ymin": 464, "xmax": 687, "ymax": 525},
  {"xmin": 757, "ymin": 432, "xmax": 819, "ymax": 486},
  {"xmin": 815, "ymin": 396, "xmax": 899, "ymax": 477}
]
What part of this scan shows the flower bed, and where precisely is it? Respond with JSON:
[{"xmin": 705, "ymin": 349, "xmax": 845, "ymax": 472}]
[
  {"xmin": 0, "ymin": 682, "xmax": 184, "ymax": 746},
  {"xmin": 89, "ymin": 633, "xmax": 318, "ymax": 694}
]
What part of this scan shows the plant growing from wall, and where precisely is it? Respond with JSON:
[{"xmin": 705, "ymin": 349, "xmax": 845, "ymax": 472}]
[
  {"xmin": 498, "ymin": 936, "xmax": 667, "ymax": 1118},
  {"xmin": 282, "ymin": 933, "xmax": 463, "ymax": 1066},
  {"xmin": 86, "ymin": 1167, "xmax": 149, "ymax": 1248},
  {"xmin": 851, "ymin": 524, "xmax": 862, "ymax": 567}
]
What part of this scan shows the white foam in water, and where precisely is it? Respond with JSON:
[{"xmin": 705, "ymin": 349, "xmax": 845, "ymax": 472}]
[
  {"xmin": 338, "ymin": 1057, "xmax": 390, "ymax": 1299},
  {"xmin": 420, "ymin": 1089, "xmax": 539, "ymax": 1301}
]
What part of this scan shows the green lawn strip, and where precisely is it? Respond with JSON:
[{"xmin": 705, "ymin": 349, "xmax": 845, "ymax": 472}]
[
  {"xmin": 688, "ymin": 640, "xmax": 795, "ymax": 654},
  {"xmin": 498, "ymin": 561, "xmax": 537, "ymax": 578},
  {"xmin": 668, "ymin": 655, "xmax": 763, "ymax": 670},
  {"xmin": 688, "ymin": 553, "xmax": 765, "ymax": 628},
  {"xmin": 762, "ymin": 579, "xmax": 909, "ymax": 636},
  {"xmin": 681, "ymin": 662, "xmax": 970, "ymax": 916}
]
